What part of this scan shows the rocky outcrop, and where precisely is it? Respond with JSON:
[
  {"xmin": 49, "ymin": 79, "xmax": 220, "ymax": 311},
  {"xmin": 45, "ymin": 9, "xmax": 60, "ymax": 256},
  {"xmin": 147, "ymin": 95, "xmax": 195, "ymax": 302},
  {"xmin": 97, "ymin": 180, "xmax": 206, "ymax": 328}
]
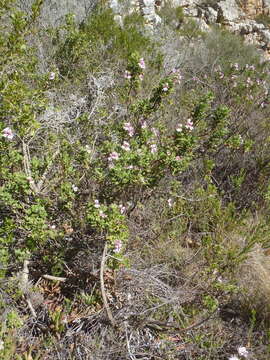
[
  {"xmin": 216, "ymin": 0, "xmax": 244, "ymax": 23},
  {"xmin": 17, "ymin": 0, "xmax": 98, "ymax": 26},
  {"xmin": 16, "ymin": 0, "xmax": 270, "ymax": 58}
]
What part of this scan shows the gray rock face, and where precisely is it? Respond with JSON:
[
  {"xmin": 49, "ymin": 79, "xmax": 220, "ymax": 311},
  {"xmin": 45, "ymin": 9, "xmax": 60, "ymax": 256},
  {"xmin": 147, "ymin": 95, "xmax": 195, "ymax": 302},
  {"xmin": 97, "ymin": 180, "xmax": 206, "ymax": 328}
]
[
  {"xmin": 216, "ymin": 0, "xmax": 244, "ymax": 23},
  {"xmin": 204, "ymin": 7, "xmax": 218, "ymax": 24},
  {"xmin": 17, "ymin": 0, "xmax": 98, "ymax": 27},
  {"xmin": 139, "ymin": 0, "xmax": 162, "ymax": 25}
]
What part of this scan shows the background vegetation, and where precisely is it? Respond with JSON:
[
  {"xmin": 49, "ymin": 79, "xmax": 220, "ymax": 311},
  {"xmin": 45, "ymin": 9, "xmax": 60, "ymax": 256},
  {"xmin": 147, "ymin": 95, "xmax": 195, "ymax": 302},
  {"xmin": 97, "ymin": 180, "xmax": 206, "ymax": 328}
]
[{"xmin": 1, "ymin": 0, "xmax": 270, "ymax": 359}]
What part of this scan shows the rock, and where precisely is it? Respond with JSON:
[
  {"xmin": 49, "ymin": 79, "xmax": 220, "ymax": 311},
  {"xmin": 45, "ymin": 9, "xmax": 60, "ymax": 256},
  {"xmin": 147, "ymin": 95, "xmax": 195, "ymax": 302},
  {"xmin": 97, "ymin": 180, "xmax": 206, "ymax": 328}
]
[
  {"xmin": 216, "ymin": 0, "xmax": 244, "ymax": 23},
  {"xmin": 183, "ymin": 6, "xmax": 199, "ymax": 17},
  {"xmin": 192, "ymin": 17, "xmax": 210, "ymax": 32},
  {"xmin": 204, "ymin": 7, "xmax": 218, "ymax": 24},
  {"xmin": 139, "ymin": 0, "xmax": 162, "ymax": 25},
  {"xmin": 260, "ymin": 29, "xmax": 270, "ymax": 44}
]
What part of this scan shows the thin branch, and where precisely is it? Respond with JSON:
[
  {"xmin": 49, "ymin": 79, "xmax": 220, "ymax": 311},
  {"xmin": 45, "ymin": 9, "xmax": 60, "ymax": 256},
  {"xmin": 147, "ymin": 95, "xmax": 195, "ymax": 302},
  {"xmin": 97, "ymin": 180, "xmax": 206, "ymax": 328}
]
[{"xmin": 100, "ymin": 243, "xmax": 117, "ymax": 327}]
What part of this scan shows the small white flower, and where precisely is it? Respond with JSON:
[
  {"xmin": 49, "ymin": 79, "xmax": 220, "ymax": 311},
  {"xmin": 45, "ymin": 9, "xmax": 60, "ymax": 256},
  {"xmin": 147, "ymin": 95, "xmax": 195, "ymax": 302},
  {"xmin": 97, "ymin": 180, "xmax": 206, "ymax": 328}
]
[
  {"xmin": 121, "ymin": 141, "xmax": 130, "ymax": 151},
  {"xmin": 49, "ymin": 72, "xmax": 56, "ymax": 80},
  {"xmin": 72, "ymin": 184, "xmax": 78, "ymax": 192},
  {"xmin": 238, "ymin": 346, "xmax": 248, "ymax": 358},
  {"xmin": 124, "ymin": 70, "xmax": 132, "ymax": 79},
  {"xmin": 168, "ymin": 198, "xmax": 173, "ymax": 207},
  {"xmin": 99, "ymin": 210, "xmax": 107, "ymax": 218},
  {"xmin": 162, "ymin": 82, "xmax": 169, "ymax": 92},
  {"xmin": 119, "ymin": 204, "xmax": 126, "ymax": 214},
  {"xmin": 150, "ymin": 144, "xmax": 157, "ymax": 154},
  {"xmin": 94, "ymin": 199, "xmax": 100, "ymax": 208},
  {"xmin": 85, "ymin": 145, "xmax": 91, "ymax": 154},
  {"xmin": 141, "ymin": 121, "xmax": 147, "ymax": 129},
  {"xmin": 0, "ymin": 339, "xmax": 4, "ymax": 350},
  {"xmin": 228, "ymin": 356, "xmax": 239, "ymax": 360}
]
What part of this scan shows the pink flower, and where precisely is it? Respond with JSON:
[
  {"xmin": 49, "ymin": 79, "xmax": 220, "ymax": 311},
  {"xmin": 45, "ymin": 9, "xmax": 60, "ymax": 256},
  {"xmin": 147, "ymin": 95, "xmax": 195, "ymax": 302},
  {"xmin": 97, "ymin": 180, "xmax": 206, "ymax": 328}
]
[
  {"xmin": 175, "ymin": 156, "xmax": 181, "ymax": 161},
  {"xmin": 139, "ymin": 73, "xmax": 144, "ymax": 81},
  {"xmin": 2, "ymin": 127, "xmax": 14, "ymax": 140},
  {"xmin": 124, "ymin": 70, "xmax": 132, "ymax": 79},
  {"xmin": 138, "ymin": 58, "xmax": 145, "ymax": 69},
  {"xmin": 185, "ymin": 119, "xmax": 194, "ymax": 131},
  {"xmin": 150, "ymin": 144, "xmax": 158, "ymax": 154},
  {"xmin": 94, "ymin": 199, "xmax": 100, "ymax": 208},
  {"xmin": 108, "ymin": 151, "xmax": 119, "ymax": 161},
  {"xmin": 121, "ymin": 141, "xmax": 130, "ymax": 151},
  {"xmin": 114, "ymin": 240, "xmax": 122, "ymax": 253},
  {"xmin": 123, "ymin": 122, "xmax": 134, "ymax": 137}
]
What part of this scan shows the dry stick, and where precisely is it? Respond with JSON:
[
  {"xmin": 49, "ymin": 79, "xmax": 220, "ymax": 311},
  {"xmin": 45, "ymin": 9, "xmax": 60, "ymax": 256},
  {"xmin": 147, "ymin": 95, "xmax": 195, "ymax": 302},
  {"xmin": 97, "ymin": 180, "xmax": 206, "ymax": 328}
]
[
  {"xmin": 43, "ymin": 274, "xmax": 67, "ymax": 282},
  {"xmin": 20, "ymin": 260, "xmax": 37, "ymax": 318},
  {"xmin": 100, "ymin": 243, "xmax": 117, "ymax": 327}
]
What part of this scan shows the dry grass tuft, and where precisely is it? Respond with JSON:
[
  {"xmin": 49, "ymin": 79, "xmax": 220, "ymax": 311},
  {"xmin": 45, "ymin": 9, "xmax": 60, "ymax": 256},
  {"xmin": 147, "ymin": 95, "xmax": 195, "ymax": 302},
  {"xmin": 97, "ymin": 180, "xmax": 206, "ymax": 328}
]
[{"xmin": 237, "ymin": 244, "xmax": 270, "ymax": 324}]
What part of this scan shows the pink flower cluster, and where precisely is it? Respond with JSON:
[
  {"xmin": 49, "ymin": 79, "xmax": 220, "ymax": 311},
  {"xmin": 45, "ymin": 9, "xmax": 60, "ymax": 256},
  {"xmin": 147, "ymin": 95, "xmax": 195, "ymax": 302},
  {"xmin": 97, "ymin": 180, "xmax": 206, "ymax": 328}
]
[
  {"xmin": 108, "ymin": 151, "xmax": 119, "ymax": 168},
  {"xmin": 176, "ymin": 119, "xmax": 194, "ymax": 132},
  {"xmin": 114, "ymin": 240, "xmax": 122, "ymax": 253},
  {"xmin": 2, "ymin": 127, "xmax": 14, "ymax": 140},
  {"xmin": 123, "ymin": 122, "xmax": 134, "ymax": 137},
  {"xmin": 121, "ymin": 141, "xmax": 130, "ymax": 151},
  {"xmin": 138, "ymin": 58, "xmax": 145, "ymax": 70},
  {"xmin": 185, "ymin": 119, "xmax": 194, "ymax": 131}
]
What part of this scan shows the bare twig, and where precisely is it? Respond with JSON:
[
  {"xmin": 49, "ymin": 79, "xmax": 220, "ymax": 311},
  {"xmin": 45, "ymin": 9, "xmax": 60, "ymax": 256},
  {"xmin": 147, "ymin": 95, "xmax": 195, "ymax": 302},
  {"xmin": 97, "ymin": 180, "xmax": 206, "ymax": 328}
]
[
  {"xmin": 43, "ymin": 274, "xmax": 67, "ymax": 282},
  {"xmin": 100, "ymin": 243, "xmax": 117, "ymax": 327},
  {"xmin": 26, "ymin": 298, "xmax": 37, "ymax": 318}
]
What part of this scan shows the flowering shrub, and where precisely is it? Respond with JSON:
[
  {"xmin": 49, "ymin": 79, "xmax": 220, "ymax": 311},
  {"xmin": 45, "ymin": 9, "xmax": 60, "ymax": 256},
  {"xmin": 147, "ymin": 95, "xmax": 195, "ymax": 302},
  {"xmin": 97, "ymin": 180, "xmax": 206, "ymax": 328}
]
[{"xmin": 1, "ymin": 3, "xmax": 270, "ymax": 359}]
